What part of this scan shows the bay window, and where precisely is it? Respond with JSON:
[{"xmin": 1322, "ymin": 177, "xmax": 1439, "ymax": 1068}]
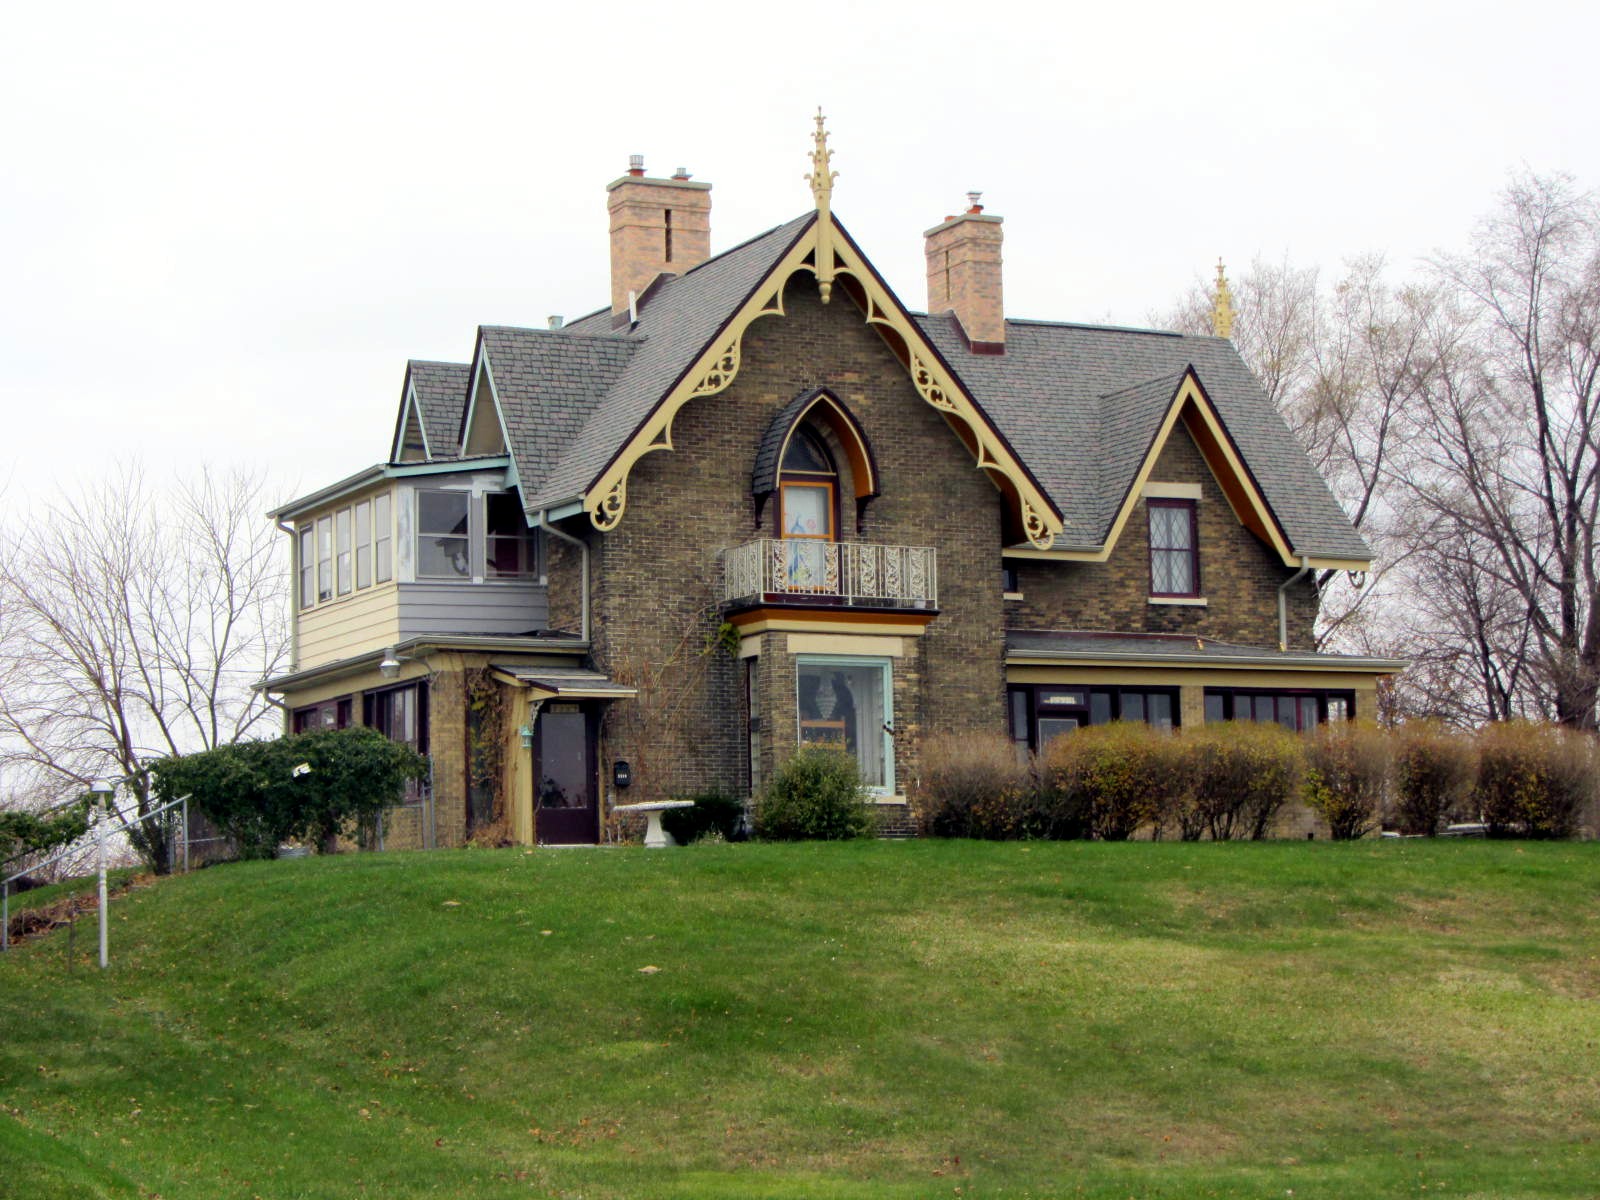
[{"xmin": 796, "ymin": 656, "xmax": 893, "ymax": 791}]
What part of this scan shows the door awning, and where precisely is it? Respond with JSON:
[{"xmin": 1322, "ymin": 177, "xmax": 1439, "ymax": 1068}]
[{"xmin": 489, "ymin": 665, "xmax": 638, "ymax": 700}]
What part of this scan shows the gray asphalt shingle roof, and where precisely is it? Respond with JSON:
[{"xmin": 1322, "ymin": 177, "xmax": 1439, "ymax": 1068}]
[
  {"xmin": 406, "ymin": 360, "xmax": 471, "ymax": 459},
  {"xmin": 522, "ymin": 213, "xmax": 815, "ymax": 511},
  {"xmin": 915, "ymin": 315, "xmax": 1372, "ymax": 560},
  {"xmin": 392, "ymin": 210, "xmax": 1367, "ymax": 561},
  {"xmin": 476, "ymin": 327, "xmax": 638, "ymax": 496}
]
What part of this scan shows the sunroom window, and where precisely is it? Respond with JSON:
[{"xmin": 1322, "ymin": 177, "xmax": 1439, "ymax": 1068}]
[
  {"xmin": 796, "ymin": 656, "xmax": 892, "ymax": 791},
  {"xmin": 417, "ymin": 491, "xmax": 471, "ymax": 579}
]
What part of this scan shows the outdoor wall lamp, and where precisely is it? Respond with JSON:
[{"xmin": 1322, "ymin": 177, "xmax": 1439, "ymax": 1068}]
[
  {"xmin": 519, "ymin": 724, "xmax": 535, "ymax": 749},
  {"xmin": 377, "ymin": 646, "xmax": 413, "ymax": 680}
]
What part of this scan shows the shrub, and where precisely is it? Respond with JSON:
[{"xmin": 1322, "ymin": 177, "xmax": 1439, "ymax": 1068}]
[
  {"xmin": 1474, "ymin": 721, "xmax": 1596, "ymax": 839},
  {"xmin": 1186, "ymin": 722, "xmax": 1303, "ymax": 840},
  {"xmin": 917, "ymin": 733, "xmax": 1042, "ymax": 840},
  {"xmin": 149, "ymin": 727, "xmax": 428, "ymax": 858},
  {"xmin": 1393, "ymin": 722, "xmax": 1476, "ymax": 835},
  {"xmin": 1041, "ymin": 723, "xmax": 1180, "ymax": 841},
  {"xmin": 1303, "ymin": 721, "xmax": 1391, "ymax": 840},
  {"xmin": 754, "ymin": 745, "xmax": 873, "ymax": 841},
  {"xmin": 660, "ymin": 790, "xmax": 747, "ymax": 844}
]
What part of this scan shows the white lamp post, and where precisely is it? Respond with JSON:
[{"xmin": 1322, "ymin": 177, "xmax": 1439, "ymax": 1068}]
[{"xmin": 89, "ymin": 781, "xmax": 113, "ymax": 969}]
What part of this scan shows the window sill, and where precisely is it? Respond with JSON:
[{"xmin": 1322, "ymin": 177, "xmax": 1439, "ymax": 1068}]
[
  {"xmin": 870, "ymin": 795, "xmax": 908, "ymax": 806},
  {"xmin": 1149, "ymin": 596, "xmax": 1207, "ymax": 607},
  {"xmin": 1003, "ymin": 591, "xmax": 1024, "ymax": 601}
]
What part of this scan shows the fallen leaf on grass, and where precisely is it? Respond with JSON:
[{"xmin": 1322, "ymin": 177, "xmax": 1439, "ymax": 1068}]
[
  {"xmin": 441, "ymin": 900, "xmax": 462, "ymax": 907},
  {"xmin": 637, "ymin": 965, "xmax": 661, "ymax": 975}
]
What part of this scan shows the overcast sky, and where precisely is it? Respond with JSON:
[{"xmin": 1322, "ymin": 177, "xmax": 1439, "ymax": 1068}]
[{"xmin": 4, "ymin": 0, "xmax": 1597, "ymax": 514}]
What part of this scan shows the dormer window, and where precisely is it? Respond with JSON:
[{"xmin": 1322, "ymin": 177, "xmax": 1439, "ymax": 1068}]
[{"xmin": 1148, "ymin": 499, "xmax": 1198, "ymax": 598}]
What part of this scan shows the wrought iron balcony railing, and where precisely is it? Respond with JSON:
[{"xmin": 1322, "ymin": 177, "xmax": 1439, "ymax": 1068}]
[{"xmin": 720, "ymin": 539, "xmax": 938, "ymax": 609}]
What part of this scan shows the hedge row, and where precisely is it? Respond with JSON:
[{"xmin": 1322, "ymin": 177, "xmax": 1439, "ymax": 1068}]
[{"xmin": 915, "ymin": 720, "xmax": 1599, "ymax": 841}]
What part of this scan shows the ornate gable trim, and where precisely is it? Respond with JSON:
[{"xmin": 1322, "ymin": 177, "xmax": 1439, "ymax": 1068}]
[{"xmin": 582, "ymin": 213, "xmax": 1064, "ymax": 548}]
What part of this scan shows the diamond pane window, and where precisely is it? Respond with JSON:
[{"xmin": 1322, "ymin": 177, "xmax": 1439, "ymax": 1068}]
[{"xmin": 1149, "ymin": 500, "xmax": 1197, "ymax": 596}]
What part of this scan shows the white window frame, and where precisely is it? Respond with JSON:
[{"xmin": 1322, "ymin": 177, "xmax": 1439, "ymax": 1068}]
[{"xmin": 794, "ymin": 654, "xmax": 894, "ymax": 794}]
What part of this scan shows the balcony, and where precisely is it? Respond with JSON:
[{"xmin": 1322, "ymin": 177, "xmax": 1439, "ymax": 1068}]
[{"xmin": 720, "ymin": 539, "xmax": 938, "ymax": 610}]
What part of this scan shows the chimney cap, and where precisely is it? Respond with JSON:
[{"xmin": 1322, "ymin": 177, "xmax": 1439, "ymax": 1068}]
[
  {"xmin": 628, "ymin": 153, "xmax": 645, "ymax": 176},
  {"xmin": 672, "ymin": 167, "xmax": 692, "ymax": 180},
  {"xmin": 547, "ymin": 315, "xmax": 564, "ymax": 330},
  {"xmin": 966, "ymin": 191, "xmax": 984, "ymax": 214}
]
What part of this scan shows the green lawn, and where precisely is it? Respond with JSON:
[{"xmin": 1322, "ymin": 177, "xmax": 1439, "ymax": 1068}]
[{"xmin": 2, "ymin": 840, "xmax": 1597, "ymax": 1199}]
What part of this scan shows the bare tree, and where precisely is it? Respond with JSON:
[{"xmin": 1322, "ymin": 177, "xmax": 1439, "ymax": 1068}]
[
  {"xmin": 1401, "ymin": 173, "xmax": 1600, "ymax": 729},
  {"xmin": 1161, "ymin": 256, "xmax": 1422, "ymax": 651},
  {"xmin": 0, "ymin": 466, "xmax": 288, "ymax": 868}
]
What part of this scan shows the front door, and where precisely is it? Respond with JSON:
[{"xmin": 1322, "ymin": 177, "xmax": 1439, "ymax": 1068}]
[{"xmin": 535, "ymin": 704, "xmax": 598, "ymax": 845}]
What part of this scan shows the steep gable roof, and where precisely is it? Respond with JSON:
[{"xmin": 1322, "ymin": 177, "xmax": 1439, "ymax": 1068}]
[
  {"xmin": 914, "ymin": 316, "xmax": 1372, "ymax": 563},
  {"xmin": 391, "ymin": 360, "xmax": 471, "ymax": 462},
  {"xmin": 410, "ymin": 360, "xmax": 471, "ymax": 458},
  {"xmin": 473, "ymin": 327, "xmax": 638, "ymax": 493},
  {"xmin": 523, "ymin": 214, "xmax": 815, "ymax": 512}
]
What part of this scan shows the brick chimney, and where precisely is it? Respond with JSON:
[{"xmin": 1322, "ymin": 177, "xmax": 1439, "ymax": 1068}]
[
  {"xmin": 924, "ymin": 193, "xmax": 1004, "ymax": 352},
  {"xmin": 607, "ymin": 156, "xmax": 712, "ymax": 319}
]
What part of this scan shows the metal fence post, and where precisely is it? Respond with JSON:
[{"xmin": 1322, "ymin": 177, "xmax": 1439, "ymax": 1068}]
[
  {"xmin": 182, "ymin": 797, "xmax": 190, "ymax": 874},
  {"xmin": 2, "ymin": 879, "xmax": 8, "ymax": 952}
]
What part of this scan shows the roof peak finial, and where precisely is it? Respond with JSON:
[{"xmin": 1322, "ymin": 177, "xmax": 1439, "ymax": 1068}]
[
  {"xmin": 1212, "ymin": 258, "xmax": 1234, "ymax": 339},
  {"xmin": 806, "ymin": 107, "xmax": 838, "ymax": 216}
]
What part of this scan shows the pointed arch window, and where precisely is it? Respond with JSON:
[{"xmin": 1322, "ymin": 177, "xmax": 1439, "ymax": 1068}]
[
  {"xmin": 780, "ymin": 427, "xmax": 836, "ymax": 542},
  {"xmin": 779, "ymin": 426, "xmax": 836, "ymax": 590}
]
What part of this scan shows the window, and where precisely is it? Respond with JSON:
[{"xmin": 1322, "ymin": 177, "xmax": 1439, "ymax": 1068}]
[
  {"xmin": 374, "ymin": 493, "xmax": 393, "ymax": 583},
  {"xmin": 745, "ymin": 657, "xmax": 761, "ymax": 796},
  {"xmin": 413, "ymin": 489, "xmax": 536, "ymax": 582},
  {"xmin": 780, "ymin": 428, "xmax": 837, "ymax": 591},
  {"xmin": 796, "ymin": 657, "xmax": 893, "ymax": 791},
  {"xmin": 417, "ymin": 491, "xmax": 471, "ymax": 579},
  {"xmin": 298, "ymin": 526, "xmax": 315, "ymax": 610},
  {"xmin": 316, "ymin": 516, "xmax": 333, "ymax": 602},
  {"xmin": 292, "ymin": 697, "xmax": 352, "ymax": 733},
  {"xmin": 296, "ymin": 491, "xmax": 395, "ymax": 609},
  {"xmin": 354, "ymin": 500, "xmax": 372, "ymax": 589},
  {"xmin": 1204, "ymin": 688, "xmax": 1354, "ymax": 731},
  {"xmin": 485, "ymin": 492, "xmax": 538, "ymax": 579},
  {"xmin": 1149, "ymin": 499, "xmax": 1198, "ymax": 597},
  {"xmin": 365, "ymin": 683, "xmax": 429, "ymax": 805},
  {"xmin": 1008, "ymin": 684, "xmax": 1180, "ymax": 753},
  {"xmin": 335, "ymin": 508, "xmax": 352, "ymax": 596}
]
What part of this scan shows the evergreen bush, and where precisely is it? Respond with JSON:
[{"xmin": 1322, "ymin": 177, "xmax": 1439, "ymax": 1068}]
[
  {"xmin": 754, "ymin": 745, "xmax": 873, "ymax": 841},
  {"xmin": 149, "ymin": 727, "xmax": 428, "ymax": 858},
  {"xmin": 660, "ymin": 790, "xmax": 747, "ymax": 844}
]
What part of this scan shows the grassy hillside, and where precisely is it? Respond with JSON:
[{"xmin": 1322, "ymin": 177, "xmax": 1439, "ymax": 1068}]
[{"xmin": 2, "ymin": 840, "xmax": 1597, "ymax": 1199}]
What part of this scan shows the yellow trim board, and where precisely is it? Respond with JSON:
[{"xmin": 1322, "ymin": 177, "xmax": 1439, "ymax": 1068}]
[
  {"xmin": 727, "ymin": 607, "xmax": 934, "ymax": 637},
  {"xmin": 582, "ymin": 214, "xmax": 1063, "ymax": 548},
  {"xmin": 1006, "ymin": 665, "xmax": 1386, "ymax": 689}
]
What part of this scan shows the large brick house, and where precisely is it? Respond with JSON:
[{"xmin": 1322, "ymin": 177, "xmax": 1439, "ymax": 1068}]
[{"xmin": 261, "ymin": 119, "xmax": 1401, "ymax": 847}]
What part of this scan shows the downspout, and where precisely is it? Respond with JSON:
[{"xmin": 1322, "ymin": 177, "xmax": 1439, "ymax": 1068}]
[
  {"xmin": 535, "ymin": 511, "xmax": 590, "ymax": 643},
  {"xmin": 1278, "ymin": 555, "xmax": 1313, "ymax": 652},
  {"xmin": 274, "ymin": 515, "xmax": 300, "ymax": 724}
]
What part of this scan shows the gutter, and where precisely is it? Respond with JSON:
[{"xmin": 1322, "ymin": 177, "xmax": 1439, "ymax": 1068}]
[
  {"xmin": 1278, "ymin": 555, "xmax": 1313, "ymax": 652},
  {"xmin": 534, "ymin": 511, "xmax": 591, "ymax": 644},
  {"xmin": 1006, "ymin": 648, "xmax": 1410, "ymax": 672}
]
